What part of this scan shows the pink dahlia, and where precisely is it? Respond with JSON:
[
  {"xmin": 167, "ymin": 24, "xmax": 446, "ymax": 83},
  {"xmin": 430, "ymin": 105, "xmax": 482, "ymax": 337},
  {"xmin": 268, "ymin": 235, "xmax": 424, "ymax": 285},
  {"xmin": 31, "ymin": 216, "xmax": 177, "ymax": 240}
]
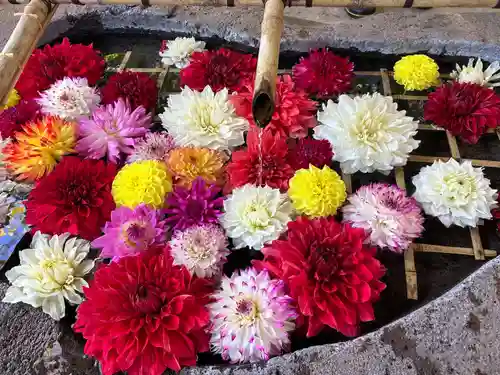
[
  {"xmin": 91, "ymin": 203, "xmax": 167, "ymax": 260},
  {"xmin": 76, "ymin": 98, "xmax": 152, "ymax": 164},
  {"xmin": 0, "ymin": 100, "xmax": 41, "ymax": 139},
  {"xmin": 127, "ymin": 132, "xmax": 176, "ymax": 163},
  {"xmin": 288, "ymin": 138, "xmax": 333, "ymax": 171}
]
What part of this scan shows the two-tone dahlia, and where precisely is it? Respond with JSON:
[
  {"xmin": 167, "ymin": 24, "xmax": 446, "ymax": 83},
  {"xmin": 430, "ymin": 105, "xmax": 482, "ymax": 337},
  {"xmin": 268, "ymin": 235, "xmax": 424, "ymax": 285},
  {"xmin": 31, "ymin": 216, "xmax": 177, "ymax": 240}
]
[
  {"xmin": 209, "ymin": 268, "xmax": 296, "ymax": 363},
  {"xmin": 74, "ymin": 251, "xmax": 213, "ymax": 375},
  {"xmin": 159, "ymin": 37, "xmax": 206, "ymax": 68},
  {"xmin": 101, "ymin": 71, "xmax": 157, "ymax": 112},
  {"xmin": 451, "ymin": 58, "xmax": 500, "ymax": 87},
  {"xmin": 221, "ymin": 184, "xmax": 293, "ymax": 250},
  {"xmin": 413, "ymin": 159, "xmax": 497, "ymax": 227},
  {"xmin": 287, "ymin": 138, "xmax": 333, "ymax": 171},
  {"xmin": 342, "ymin": 183, "xmax": 424, "ymax": 253},
  {"xmin": 254, "ymin": 217, "xmax": 386, "ymax": 337},
  {"xmin": 0, "ymin": 99, "xmax": 41, "ymax": 139},
  {"xmin": 314, "ymin": 93, "xmax": 420, "ymax": 174},
  {"xmin": 127, "ymin": 132, "xmax": 176, "ymax": 163},
  {"xmin": 393, "ymin": 54, "xmax": 440, "ymax": 91},
  {"xmin": 3, "ymin": 231, "xmax": 95, "ymax": 320}
]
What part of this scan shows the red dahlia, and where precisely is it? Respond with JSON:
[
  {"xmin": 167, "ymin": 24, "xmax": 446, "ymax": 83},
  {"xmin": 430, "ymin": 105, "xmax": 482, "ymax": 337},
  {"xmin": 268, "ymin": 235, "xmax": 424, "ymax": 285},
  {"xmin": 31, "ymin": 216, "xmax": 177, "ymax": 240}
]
[
  {"xmin": 74, "ymin": 250, "xmax": 212, "ymax": 375},
  {"xmin": 231, "ymin": 75, "xmax": 317, "ymax": 139},
  {"xmin": 25, "ymin": 156, "xmax": 116, "ymax": 241},
  {"xmin": 288, "ymin": 138, "xmax": 333, "ymax": 170},
  {"xmin": 15, "ymin": 38, "xmax": 105, "ymax": 99},
  {"xmin": 179, "ymin": 48, "xmax": 257, "ymax": 93},
  {"xmin": 292, "ymin": 49, "xmax": 354, "ymax": 98},
  {"xmin": 424, "ymin": 82, "xmax": 500, "ymax": 144},
  {"xmin": 101, "ymin": 71, "xmax": 158, "ymax": 112},
  {"xmin": 227, "ymin": 128, "xmax": 294, "ymax": 192},
  {"xmin": 0, "ymin": 100, "xmax": 41, "ymax": 139},
  {"xmin": 254, "ymin": 216, "xmax": 386, "ymax": 337}
]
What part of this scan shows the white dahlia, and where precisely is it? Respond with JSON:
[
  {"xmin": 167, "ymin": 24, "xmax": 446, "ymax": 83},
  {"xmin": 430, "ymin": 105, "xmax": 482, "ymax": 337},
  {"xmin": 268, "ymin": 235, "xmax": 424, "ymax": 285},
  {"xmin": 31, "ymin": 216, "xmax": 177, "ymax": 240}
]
[
  {"xmin": 220, "ymin": 184, "xmax": 293, "ymax": 250},
  {"xmin": 37, "ymin": 77, "xmax": 100, "ymax": 121},
  {"xmin": 208, "ymin": 268, "xmax": 297, "ymax": 363},
  {"xmin": 450, "ymin": 58, "xmax": 500, "ymax": 87},
  {"xmin": 314, "ymin": 93, "xmax": 420, "ymax": 174},
  {"xmin": 412, "ymin": 159, "xmax": 498, "ymax": 227},
  {"xmin": 3, "ymin": 231, "xmax": 95, "ymax": 320},
  {"xmin": 159, "ymin": 85, "xmax": 248, "ymax": 151},
  {"xmin": 159, "ymin": 37, "xmax": 206, "ymax": 69}
]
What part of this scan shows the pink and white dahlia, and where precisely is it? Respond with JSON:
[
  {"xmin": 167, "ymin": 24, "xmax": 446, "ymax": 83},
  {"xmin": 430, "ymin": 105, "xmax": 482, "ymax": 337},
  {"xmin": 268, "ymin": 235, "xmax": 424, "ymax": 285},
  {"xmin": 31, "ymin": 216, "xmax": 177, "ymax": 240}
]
[
  {"xmin": 208, "ymin": 268, "xmax": 297, "ymax": 363},
  {"xmin": 127, "ymin": 132, "xmax": 176, "ymax": 163},
  {"xmin": 76, "ymin": 98, "xmax": 152, "ymax": 163},
  {"xmin": 342, "ymin": 183, "xmax": 424, "ymax": 253}
]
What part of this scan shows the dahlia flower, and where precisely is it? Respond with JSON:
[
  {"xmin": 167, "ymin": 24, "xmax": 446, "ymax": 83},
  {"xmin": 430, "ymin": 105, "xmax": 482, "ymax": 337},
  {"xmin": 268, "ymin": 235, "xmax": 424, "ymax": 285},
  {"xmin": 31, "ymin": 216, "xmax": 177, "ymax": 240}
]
[
  {"xmin": 37, "ymin": 77, "xmax": 100, "ymax": 121},
  {"xmin": 287, "ymin": 138, "xmax": 333, "ymax": 171},
  {"xmin": 209, "ymin": 268, "xmax": 296, "ymax": 363},
  {"xmin": 314, "ymin": 93, "xmax": 420, "ymax": 174},
  {"xmin": 92, "ymin": 204, "xmax": 167, "ymax": 260},
  {"xmin": 76, "ymin": 99, "xmax": 152, "ymax": 163},
  {"xmin": 160, "ymin": 86, "xmax": 248, "ymax": 151},
  {"xmin": 3, "ymin": 231, "xmax": 95, "ymax": 320},
  {"xmin": 25, "ymin": 156, "xmax": 116, "ymax": 240},
  {"xmin": 424, "ymin": 82, "xmax": 500, "ymax": 144},
  {"xmin": 159, "ymin": 37, "xmax": 206, "ymax": 68},
  {"xmin": 451, "ymin": 58, "xmax": 500, "ymax": 87},
  {"xmin": 221, "ymin": 184, "xmax": 293, "ymax": 250},
  {"xmin": 288, "ymin": 165, "xmax": 346, "ymax": 218},
  {"xmin": 2, "ymin": 89, "xmax": 20, "ymax": 110},
  {"xmin": 15, "ymin": 38, "xmax": 105, "ymax": 100},
  {"xmin": 169, "ymin": 223, "xmax": 228, "ymax": 278},
  {"xmin": 412, "ymin": 159, "xmax": 497, "ymax": 228},
  {"xmin": 292, "ymin": 49, "xmax": 354, "ymax": 98},
  {"xmin": 101, "ymin": 71, "xmax": 157, "ymax": 112},
  {"xmin": 393, "ymin": 54, "xmax": 440, "ymax": 91},
  {"xmin": 74, "ymin": 251, "xmax": 213, "ymax": 375},
  {"xmin": 254, "ymin": 217, "xmax": 386, "ymax": 337},
  {"xmin": 0, "ymin": 99, "xmax": 41, "ymax": 139},
  {"xmin": 231, "ymin": 75, "xmax": 317, "ymax": 138},
  {"xmin": 166, "ymin": 147, "xmax": 226, "ymax": 188},
  {"xmin": 179, "ymin": 48, "xmax": 257, "ymax": 93},
  {"xmin": 342, "ymin": 183, "xmax": 424, "ymax": 253},
  {"xmin": 112, "ymin": 160, "xmax": 172, "ymax": 209},
  {"xmin": 165, "ymin": 177, "xmax": 224, "ymax": 231},
  {"xmin": 3, "ymin": 115, "xmax": 76, "ymax": 182},
  {"xmin": 127, "ymin": 131, "xmax": 176, "ymax": 163},
  {"xmin": 227, "ymin": 128, "xmax": 294, "ymax": 192}
]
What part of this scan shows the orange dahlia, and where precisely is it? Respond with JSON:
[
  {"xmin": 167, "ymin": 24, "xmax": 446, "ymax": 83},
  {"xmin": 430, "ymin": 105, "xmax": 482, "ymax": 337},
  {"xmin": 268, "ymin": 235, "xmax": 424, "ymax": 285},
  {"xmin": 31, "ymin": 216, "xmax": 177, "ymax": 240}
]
[{"xmin": 3, "ymin": 115, "xmax": 76, "ymax": 182}]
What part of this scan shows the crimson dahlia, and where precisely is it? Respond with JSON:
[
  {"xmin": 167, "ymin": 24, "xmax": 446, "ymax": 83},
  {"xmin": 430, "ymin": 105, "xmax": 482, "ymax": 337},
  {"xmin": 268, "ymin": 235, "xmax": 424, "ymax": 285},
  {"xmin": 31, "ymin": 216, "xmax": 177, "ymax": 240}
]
[
  {"xmin": 287, "ymin": 138, "xmax": 333, "ymax": 171},
  {"xmin": 0, "ymin": 100, "xmax": 41, "ymax": 139}
]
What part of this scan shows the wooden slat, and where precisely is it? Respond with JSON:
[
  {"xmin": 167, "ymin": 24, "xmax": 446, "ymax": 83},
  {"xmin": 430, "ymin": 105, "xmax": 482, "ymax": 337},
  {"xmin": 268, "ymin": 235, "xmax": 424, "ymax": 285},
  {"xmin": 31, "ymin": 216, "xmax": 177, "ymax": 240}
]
[{"xmin": 411, "ymin": 243, "xmax": 496, "ymax": 257}]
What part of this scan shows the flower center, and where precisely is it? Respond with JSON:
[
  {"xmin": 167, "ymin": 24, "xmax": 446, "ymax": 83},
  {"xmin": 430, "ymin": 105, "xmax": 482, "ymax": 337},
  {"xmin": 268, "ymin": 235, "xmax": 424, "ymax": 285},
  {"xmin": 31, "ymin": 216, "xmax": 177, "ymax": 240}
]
[
  {"xmin": 235, "ymin": 298, "xmax": 259, "ymax": 326},
  {"xmin": 192, "ymin": 102, "xmax": 220, "ymax": 135},
  {"xmin": 243, "ymin": 203, "xmax": 271, "ymax": 231},
  {"xmin": 185, "ymin": 199, "xmax": 205, "ymax": 219},
  {"xmin": 186, "ymin": 234, "xmax": 212, "ymax": 262},
  {"xmin": 132, "ymin": 284, "xmax": 163, "ymax": 315},
  {"xmin": 352, "ymin": 112, "xmax": 386, "ymax": 147},
  {"xmin": 122, "ymin": 221, "xmax": 150, "ymax": 248},
  {"xmin": 442, "ymin": 171, "xmax": 477, "ymax": 203},
  {"xmin": 39, "ymin": 256, "xmax": 74, "ymax": 290}
]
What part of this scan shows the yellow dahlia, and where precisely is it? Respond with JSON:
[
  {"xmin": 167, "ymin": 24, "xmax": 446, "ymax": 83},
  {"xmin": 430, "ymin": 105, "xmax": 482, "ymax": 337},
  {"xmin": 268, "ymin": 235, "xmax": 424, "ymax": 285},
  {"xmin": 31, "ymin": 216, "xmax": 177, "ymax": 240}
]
[
  {"xmin": 4, "ymin": 115, "xmax": 76, "ymax": 182},
  {"xmin": 2, "ymin": 89, "xmax": 20, "ymax": 110},
  {"xmin": 393, "ymin": 54, "xmax": 440, "ymax": 91},
  {"xmin": 166, "ymin": 147, "xmax": 226, "ymax": 188},
  {"xmin": 112, "ymin": 160, "xmax": 172, "ymax": 209},
  {"xmin": 288, "ymin": 165, "xmax": 346, "ymax": 217}
]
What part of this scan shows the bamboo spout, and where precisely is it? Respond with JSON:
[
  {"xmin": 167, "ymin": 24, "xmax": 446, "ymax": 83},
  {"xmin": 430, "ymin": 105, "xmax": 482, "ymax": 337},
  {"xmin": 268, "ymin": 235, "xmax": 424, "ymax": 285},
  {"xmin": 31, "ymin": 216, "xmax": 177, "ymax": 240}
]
[{"xmin": 252, "ymin": 0, "xmax": 285, "ymax": 128}]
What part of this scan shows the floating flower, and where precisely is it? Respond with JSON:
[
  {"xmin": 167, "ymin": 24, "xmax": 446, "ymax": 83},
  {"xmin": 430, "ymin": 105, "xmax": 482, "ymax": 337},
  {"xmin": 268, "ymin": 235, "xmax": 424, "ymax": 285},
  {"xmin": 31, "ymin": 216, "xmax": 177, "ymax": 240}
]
[
  {"xmin": 2, "ymin": 89, "xmax": 20, "ymax": 110},
  {"xmin": 3, "ymin": 115, "xmax": 76, "ymax": 182},
  {"xmin": 451, "ymin": 58, "xmax": 500, "ymax": 87},
  {"xmin": 170, "ymin": 223, "xmax": 228, "ymax": 278},
  {"xmin": 209, "ymin": 268, "xmax": 296, "ymax": 363},
  {"xmin": 342, "ymin": 183, "xmax": 424, "ymax": 253},
  {"xmin": 424, "ymin": 82, "xmax": 500, "ymax": 144},
  {"xmin": 393, "ymin": 54, "xmax": 440, "ymax": 91},
  {"xmin": 287, "ymin": 138, "xmax": 333, "ymax": 171},
  {"xmin": 74, "ymin": 250, "xmax": 213, "ymax": 375},
  {"xmin": 76, "ymin": 98, "xmax": 152, "ymax": 163},
  {"xmin": 231, "ymin": 75, "xmax": 317, "ymax": 138},
  {"xmin": 16, "ymin": 38, "xmax": 105, "ymax": 100},
  {"xmin": 92, "ymin": 204, "xmax": 167, "ymax": 260},
  {"xmin": 3, "ymin": 231, "xmax": 95, "ymax": 320},
  {"xmin": 292, "ymin": 49, "xmax": 354, "ymax": 98},
  {"xmin": 159, "ymin": 37, "xmax": 206, "ymax": 68},
  {"xmin": 314, "ymin": 93, "xmax": 420, "ymax": 174},
  {"xmin": 101, "ymin": 71, "xmax": 157, "ymax": 112},
  {"xmin": 288, "ymin": 165, "xmax": 346, "ymax": 218},
  {"xmin": 254, "ymin": 217, "xmax": 386, "ymax": 337},
  {"xmin": 166, "ymin": 147, "xmax": 226, "ymax": 188},
  {"xmin": 221, "ymin": 184, "xmax": 293, "ymax": 250},
  {"xmin": 112, "ymin": 160, "xmax": 172, "ymax": 209},
  {"xmin": 25, "ymin": 157, "xmax": 116, "ymax": 240},
  {"xmin": 0, "ymin": 99, "xmax": 41, "ymax": 139},
  {"xmin": 160, "ymin": 86, "xmax": 248, "ymax": 151},
  {"xmin": 412, "ymin": 159, "xmax": 497, "ymax": 227},
  {"xmin": 180, "ymin": 48, "xmax": 257, "ymax": 93},
  {"xmin": 165, "ymin": 177, "xmax": 223, "ymax": 231},
  {"xmin": 127, "ymin": 131, "xmax": 176, "ymax": 163}
]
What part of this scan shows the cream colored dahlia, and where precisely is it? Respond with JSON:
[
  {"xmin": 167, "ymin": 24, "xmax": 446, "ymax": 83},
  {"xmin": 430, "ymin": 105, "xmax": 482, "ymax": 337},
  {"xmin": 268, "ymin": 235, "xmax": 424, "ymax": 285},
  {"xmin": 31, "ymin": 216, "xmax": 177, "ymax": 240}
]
[
  {"xmin": 451, "ymin": 58, "xmax": 500, "ymax": 87},
  {"xmin": 412, "ymin": 159, "xmax": 498, "ymax": 227},
  {"xmin": 314, "ymin": 93, "xmax": 420, "ymax": 174},
  {"xmin": 159, "ymin": 86, "xmax": 248, "ymax": 151},
  {"xmin": 3, "ymin": 231, "xmax": 95, "ymax": 320},
  {"xmin": 159, "ymin": 37, "xmax": 206, "ymax": 68}
]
